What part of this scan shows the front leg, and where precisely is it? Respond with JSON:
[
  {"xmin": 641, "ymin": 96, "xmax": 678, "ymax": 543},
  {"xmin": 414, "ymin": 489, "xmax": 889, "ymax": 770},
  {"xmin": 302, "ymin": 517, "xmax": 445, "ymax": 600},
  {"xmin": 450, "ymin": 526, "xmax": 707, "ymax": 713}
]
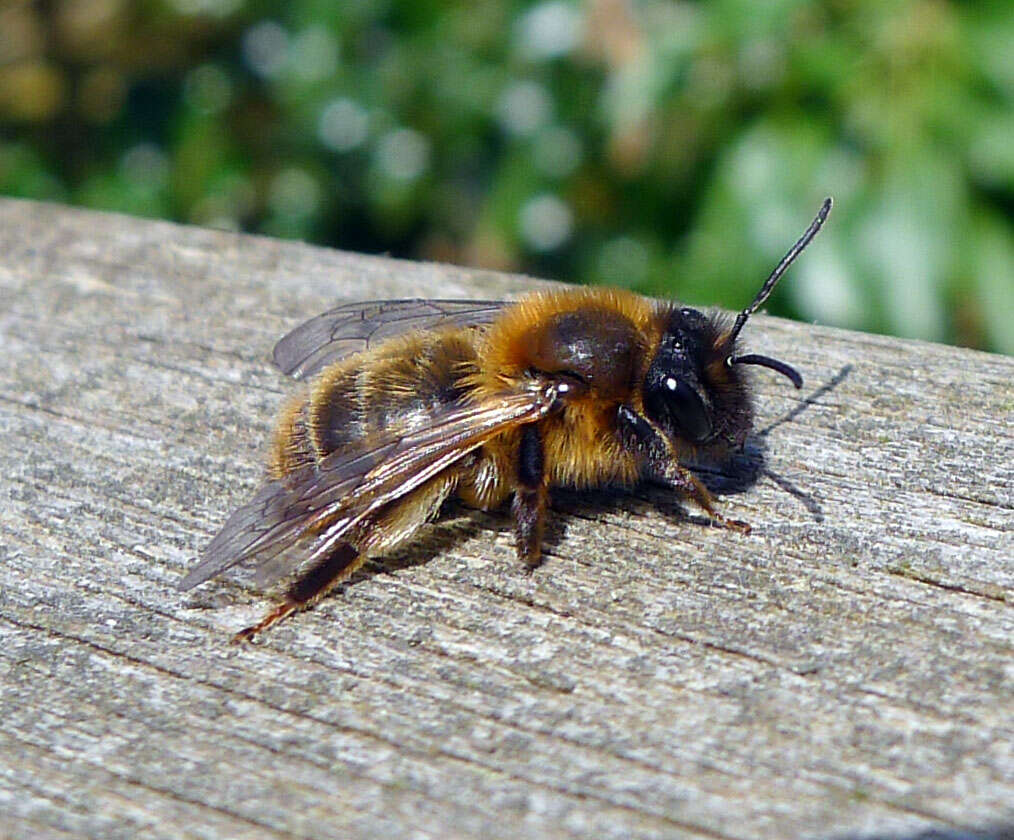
[
  {"xmin": 655, "ymin": 460, "xmax": 751, "ymax": 535},
  {"xmin": 512, "ymin": 423, "xmax": 548, "ymax": 567},
  {"xmin": 617, "ymin": 405, "xmax": 750, "ymax": 535}
]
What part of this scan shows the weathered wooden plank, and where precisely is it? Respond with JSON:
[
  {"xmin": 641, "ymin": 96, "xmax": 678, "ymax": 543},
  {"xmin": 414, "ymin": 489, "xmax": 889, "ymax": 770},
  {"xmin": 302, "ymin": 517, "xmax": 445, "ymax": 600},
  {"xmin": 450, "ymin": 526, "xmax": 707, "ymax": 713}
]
[{"xmin": 0, "ymin": 197, "xmax": 1011, "ymax": 840}]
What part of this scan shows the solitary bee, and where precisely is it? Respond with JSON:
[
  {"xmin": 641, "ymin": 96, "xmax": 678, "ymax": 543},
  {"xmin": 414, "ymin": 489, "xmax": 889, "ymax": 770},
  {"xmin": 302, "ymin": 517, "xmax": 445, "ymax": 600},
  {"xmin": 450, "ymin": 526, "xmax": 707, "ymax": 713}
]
[{"xmin": 180, "ymin": 199, "xmax": 831, "ymax": 641}]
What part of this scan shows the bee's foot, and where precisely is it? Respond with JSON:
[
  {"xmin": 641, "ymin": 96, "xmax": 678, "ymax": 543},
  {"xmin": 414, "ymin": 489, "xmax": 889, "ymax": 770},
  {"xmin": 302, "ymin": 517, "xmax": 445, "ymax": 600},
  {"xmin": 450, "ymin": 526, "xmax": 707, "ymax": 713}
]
[
  {"xmin": 711, "ymin": 515, "xmax": 751, "ymax": 535},
  {"xmin": 230, "ymin": 600, "xmax": 299, "ymax": 643}
]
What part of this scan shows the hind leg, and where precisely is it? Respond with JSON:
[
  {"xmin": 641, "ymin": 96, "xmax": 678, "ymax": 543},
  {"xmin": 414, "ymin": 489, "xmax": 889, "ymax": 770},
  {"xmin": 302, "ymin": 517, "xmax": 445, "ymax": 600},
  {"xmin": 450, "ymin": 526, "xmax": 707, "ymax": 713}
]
[
  {"xmin": 232, "ymin": 543, "xmax": 364, "ymax": 643},
  {"xmin": 233, "ymin": 474, "xmax": 458, "ymax": 642}
]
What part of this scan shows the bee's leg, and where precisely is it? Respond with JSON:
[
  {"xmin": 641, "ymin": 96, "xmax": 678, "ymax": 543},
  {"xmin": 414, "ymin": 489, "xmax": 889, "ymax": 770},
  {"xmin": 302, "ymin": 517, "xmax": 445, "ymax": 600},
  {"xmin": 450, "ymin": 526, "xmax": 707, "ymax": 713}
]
[
  {"xmin": 512, "ymin": 423, "xmax": 548, "ymax": 568},
  {"xmin": 618, "ymin": 405, "xmax": 750, "ymax": 535},
  {"xmin": 232, "ymin": 542, "xmax": 364, "ymax": 643},
  {"xmin": 660, "ymin": 463, "xmax": 751, "ymax": 535}
]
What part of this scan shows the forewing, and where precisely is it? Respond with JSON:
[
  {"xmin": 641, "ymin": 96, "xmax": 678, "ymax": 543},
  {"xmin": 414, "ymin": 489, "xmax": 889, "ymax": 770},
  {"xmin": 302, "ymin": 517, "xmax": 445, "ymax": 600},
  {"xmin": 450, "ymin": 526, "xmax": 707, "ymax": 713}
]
[
  {"xmin": 179, "ymin": 386, "xmax": 558, "ymax": 591},
  {"xmin": 273, "ymin": 299, "xmax": 508, "ymax": 379},
  {"xmin": 178, "ymin": 442, "xmax": 398, "ymax": 592}
]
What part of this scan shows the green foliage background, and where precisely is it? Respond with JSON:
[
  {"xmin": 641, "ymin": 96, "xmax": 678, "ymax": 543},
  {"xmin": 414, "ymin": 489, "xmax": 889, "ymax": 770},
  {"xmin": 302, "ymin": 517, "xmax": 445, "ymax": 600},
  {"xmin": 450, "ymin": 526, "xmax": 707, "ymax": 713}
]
[{"xmin": 1, "ymin": 0, "xmax": 1011, "ymax": 353}]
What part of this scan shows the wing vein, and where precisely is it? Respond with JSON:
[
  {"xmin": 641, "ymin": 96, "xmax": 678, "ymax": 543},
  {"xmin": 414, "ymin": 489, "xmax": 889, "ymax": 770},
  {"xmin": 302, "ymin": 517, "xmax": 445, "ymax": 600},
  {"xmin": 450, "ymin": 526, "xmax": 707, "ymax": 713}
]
[{"xmin": 179, "ymin": 386, "xmax": 557, "ymax": 591}]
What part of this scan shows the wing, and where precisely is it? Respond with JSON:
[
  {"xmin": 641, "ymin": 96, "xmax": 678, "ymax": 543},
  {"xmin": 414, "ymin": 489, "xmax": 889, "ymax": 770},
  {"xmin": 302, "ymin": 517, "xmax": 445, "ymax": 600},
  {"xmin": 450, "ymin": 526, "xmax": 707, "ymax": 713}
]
[
  {"xmin": 273, "ymin": 299, "xmax": 509, "ymax": 379},
  {"xmin": 179, "ymin": 384, "xmax": 560, "ymax": 592}
]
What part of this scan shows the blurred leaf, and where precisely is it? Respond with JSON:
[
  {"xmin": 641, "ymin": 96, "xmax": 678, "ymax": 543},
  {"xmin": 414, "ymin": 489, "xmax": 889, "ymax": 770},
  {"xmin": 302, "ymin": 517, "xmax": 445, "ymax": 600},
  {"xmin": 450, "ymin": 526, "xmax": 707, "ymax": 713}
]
[
  {"xmin": 0, "ymin": 144, "xmax": 68, "ymax": 202},
  {"xmin": 0, "ymin": 0, "xmax": 1010, "ymax": 353},
  {"xmin": 967, "ymin": 210, "xmax": 1014, "ymax": 355},
  {"xmin": 857, "ymin": 148, "xmax": 965, "ymax": 342}
]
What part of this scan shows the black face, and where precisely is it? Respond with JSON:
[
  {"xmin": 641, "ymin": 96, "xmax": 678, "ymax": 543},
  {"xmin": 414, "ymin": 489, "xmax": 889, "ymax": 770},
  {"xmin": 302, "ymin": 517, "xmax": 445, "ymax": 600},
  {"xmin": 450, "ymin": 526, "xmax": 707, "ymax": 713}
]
[{"xmin": 643, "ymin": 307, "xmax": 751, "ymax": 447}]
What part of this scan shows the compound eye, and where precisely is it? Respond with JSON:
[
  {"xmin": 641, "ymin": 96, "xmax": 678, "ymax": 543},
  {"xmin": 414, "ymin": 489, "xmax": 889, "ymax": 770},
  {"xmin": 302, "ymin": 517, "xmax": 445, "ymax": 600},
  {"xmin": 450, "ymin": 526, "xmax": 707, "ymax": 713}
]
[{"xmin": 665, "ymin": 377, "xmax": 712, "ymax": 443}]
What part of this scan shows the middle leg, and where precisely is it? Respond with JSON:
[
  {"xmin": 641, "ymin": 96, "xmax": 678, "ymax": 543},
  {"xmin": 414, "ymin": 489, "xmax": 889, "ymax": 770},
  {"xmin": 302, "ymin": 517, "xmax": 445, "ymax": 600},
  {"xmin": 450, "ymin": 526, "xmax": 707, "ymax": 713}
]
[{"xmin": 512, "ymin": 423, "xmax": 548, "ymax": 567}]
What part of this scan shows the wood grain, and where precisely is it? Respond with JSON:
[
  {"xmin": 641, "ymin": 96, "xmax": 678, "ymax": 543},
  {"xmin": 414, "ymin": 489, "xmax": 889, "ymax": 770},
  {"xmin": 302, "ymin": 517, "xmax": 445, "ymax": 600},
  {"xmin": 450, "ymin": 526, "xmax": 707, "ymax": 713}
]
[{"xmin": 1, "ymin": 198, "xmax": 1011, "ymax": 840}]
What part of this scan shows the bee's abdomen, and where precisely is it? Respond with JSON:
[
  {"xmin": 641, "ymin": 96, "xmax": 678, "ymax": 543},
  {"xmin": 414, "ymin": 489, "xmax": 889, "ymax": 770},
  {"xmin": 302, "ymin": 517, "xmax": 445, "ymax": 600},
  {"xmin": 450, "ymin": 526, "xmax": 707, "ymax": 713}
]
[
  {"xmin": 312, "ymin": 369, "xmax": 362, "ymax": 455},
  {"xmin": 269, "ymin": 395, "xmax": 317, "ymax": 477},
  {"xmin": 309, "ymin": 330, "xmax": 480, "ymax": 461}
]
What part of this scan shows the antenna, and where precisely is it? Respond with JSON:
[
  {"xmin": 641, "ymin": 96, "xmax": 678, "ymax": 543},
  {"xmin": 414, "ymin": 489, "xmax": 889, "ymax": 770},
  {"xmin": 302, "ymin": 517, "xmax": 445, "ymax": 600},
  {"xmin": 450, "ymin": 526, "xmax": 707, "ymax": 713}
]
[{"xmin": 727, "ymin": 197, "xmax": 832, "ymax": 345}]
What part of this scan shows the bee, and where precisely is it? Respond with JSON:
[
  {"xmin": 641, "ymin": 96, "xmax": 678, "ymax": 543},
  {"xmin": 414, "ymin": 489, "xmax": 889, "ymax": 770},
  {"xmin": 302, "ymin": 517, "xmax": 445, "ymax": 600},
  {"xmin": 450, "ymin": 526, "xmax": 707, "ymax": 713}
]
[{"xmin": 180, "ymin": 199, "xmax": 832, "ymax": 641}]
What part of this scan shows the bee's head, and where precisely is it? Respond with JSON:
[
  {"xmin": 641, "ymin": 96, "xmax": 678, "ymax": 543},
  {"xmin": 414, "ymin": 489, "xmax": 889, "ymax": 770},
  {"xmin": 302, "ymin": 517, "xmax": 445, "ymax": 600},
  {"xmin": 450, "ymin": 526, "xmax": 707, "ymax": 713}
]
[
  {"xmin": 643, "ymin": 306, "xmax": 754, "ymax": 448},
  {"xmin": 642, "ymin": 198, "xmax": 830, "ymax": 448}
]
